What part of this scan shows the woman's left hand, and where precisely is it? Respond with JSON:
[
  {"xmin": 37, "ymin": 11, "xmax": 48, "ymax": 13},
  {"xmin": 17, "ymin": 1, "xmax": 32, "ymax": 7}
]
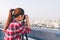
[{"xmin": 27, "ymin": 28, "xmax": 31, "ymax": 34}]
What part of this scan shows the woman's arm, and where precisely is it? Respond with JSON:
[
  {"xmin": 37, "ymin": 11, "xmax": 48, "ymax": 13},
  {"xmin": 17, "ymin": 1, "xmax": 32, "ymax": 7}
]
[{"xmin": 25, "ymin": 15, "xmax": 31, "ymax": 28}]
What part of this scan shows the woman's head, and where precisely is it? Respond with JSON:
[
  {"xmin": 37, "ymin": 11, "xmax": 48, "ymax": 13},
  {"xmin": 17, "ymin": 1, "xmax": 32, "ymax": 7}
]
[
  {"xmin": 13, "ymin": 8, "xmax": 24, "ymax": 21},
  {"xmin": 13, "ymin": 8, "xmax": 24, "ymax": 18},
  {"xmin": 9, "ymin": 8, "xmax": 25, "ymax": 22}
]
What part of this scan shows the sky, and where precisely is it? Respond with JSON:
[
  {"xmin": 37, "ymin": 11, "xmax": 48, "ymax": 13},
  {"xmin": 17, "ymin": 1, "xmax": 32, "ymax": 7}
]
[{"xmin": 0, "ymin": 0, "xmax": 60, "ymax": 22}]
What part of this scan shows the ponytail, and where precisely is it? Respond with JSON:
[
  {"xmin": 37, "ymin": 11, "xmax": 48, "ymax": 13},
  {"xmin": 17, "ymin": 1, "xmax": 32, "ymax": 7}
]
[
  {"xmin": 8, "ymin": 9, "xmax": 14, "ymax": 22},
  {"xmin": 4, "ymin": 9, "xmax": 14, "ymax": 29}
]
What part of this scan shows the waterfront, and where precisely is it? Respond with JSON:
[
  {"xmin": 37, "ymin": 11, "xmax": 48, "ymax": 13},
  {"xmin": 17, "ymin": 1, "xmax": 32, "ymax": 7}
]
[{"xmin": 0, "ymin": 25, "xmax": 60, "ymax": 40}]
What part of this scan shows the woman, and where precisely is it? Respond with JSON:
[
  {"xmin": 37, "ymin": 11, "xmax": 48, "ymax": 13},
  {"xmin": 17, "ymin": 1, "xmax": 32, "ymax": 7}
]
[{"xmin": 3, "ymin": 8, "xmax": 31, "ymax": 40}]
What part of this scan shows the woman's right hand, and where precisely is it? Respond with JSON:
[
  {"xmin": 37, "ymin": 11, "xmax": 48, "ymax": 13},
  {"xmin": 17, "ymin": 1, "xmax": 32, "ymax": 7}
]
[{"xmin": 9, "ymin": 9, "xmax": 14, "ymax": 13}]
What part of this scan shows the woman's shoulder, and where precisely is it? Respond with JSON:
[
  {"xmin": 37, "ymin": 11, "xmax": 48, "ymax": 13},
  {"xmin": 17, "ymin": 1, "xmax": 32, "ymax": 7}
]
[
  {"xmin": 9, "ymin": 22, "xmax": 22, "ymax": 27},
  {"xmin": 9, "ymin": 22, "xmax": 17, "ymax": 25},
  {"xmin": 10, "ymin": 19, "xmax": 21, "ymax": 25}
]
